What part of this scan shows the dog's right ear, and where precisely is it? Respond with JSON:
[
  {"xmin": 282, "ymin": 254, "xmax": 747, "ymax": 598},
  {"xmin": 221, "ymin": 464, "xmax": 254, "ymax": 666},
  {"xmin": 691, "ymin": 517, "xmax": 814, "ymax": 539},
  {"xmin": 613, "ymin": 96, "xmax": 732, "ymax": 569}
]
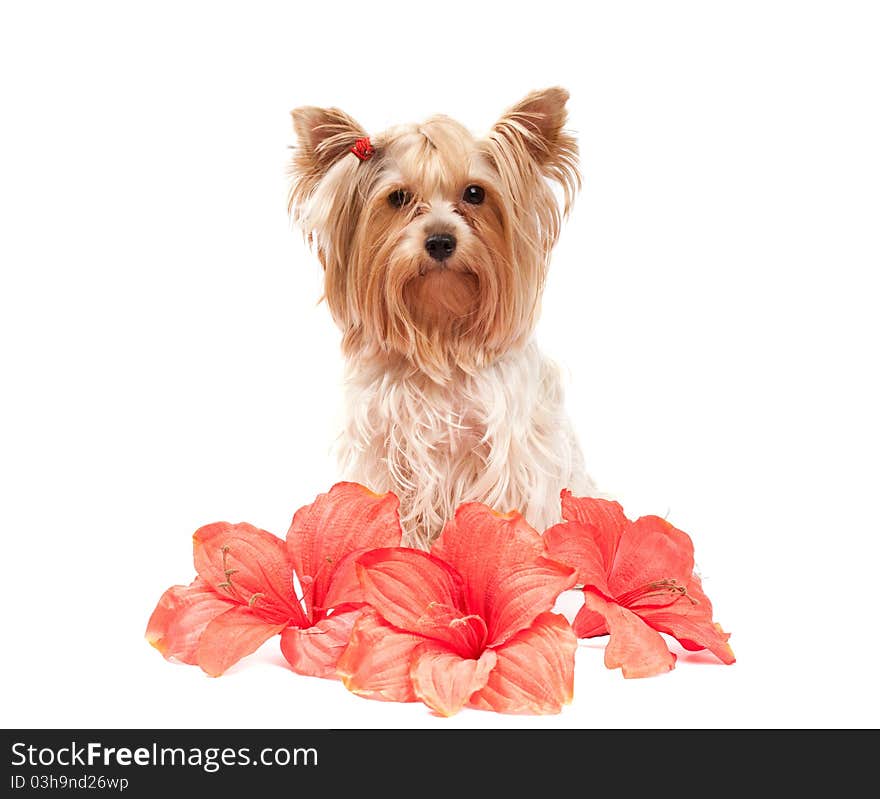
[
  {"xmin": 290, "ymin": 106, "xmax": 367, "ymax": 176},
  {"xmin": 288, "ymin": 107, "xmax": 370, "ymax": 331}
]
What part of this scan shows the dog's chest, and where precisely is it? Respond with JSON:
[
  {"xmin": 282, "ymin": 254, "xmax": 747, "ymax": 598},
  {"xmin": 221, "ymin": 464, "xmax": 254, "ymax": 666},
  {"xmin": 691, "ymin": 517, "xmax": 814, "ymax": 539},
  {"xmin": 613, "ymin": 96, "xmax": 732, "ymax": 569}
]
[
  {"xmin": 337, "ymin": 345, "xmax": 586, "ymax": 547},
  {"xmin": 347, "ymin": 372, "xmax": 490, "ymax": 472}
]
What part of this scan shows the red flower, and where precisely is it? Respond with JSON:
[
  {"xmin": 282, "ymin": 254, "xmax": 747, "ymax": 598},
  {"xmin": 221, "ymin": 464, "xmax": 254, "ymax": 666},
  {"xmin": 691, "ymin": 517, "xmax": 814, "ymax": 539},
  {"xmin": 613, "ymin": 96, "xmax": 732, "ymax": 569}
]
[
  {"xmin": 337, "ymin": 504, "xmax": 578, "ymax": 716},
  {"xmin": 145, "ymin": 482, "xmax": 402, "ymax": 677},
  {"xmin": 544, "ymin": 490, "xmax": 735, "ymax": 678},
  {"xmin": 279, "ymin": 483, "xmax": 403, "ymax": 677}
]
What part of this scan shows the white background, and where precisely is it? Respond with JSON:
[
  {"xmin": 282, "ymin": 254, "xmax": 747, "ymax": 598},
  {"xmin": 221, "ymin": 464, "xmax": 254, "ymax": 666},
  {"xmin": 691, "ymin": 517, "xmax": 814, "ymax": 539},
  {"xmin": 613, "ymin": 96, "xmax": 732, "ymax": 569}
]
[{"xmin": 1, "ymin": 1, "xmax": 878, "ymax": 730}]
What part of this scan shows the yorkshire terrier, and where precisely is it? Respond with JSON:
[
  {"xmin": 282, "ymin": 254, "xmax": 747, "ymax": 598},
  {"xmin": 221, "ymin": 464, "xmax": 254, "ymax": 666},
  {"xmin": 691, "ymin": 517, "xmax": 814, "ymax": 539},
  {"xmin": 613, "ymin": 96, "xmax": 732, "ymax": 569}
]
[{"xmin": 288, "ymin": 87, "xmax": 596, "ymax": 548}]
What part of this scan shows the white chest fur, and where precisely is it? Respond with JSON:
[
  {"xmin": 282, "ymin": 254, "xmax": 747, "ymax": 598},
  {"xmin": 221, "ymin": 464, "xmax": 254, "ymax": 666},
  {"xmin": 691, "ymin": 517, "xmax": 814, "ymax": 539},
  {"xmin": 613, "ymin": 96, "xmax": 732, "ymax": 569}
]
[{"xmin": 336, "ymin": 340, "xmax": 593, "ymax": 548}]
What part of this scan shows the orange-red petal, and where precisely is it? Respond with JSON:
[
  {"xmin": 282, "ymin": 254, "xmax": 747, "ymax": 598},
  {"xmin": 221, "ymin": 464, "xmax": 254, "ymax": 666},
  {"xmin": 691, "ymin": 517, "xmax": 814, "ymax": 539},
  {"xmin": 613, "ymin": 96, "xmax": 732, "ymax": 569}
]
[
  {"xmin": 355, "ymin": 547, "xmax": 466, "ymax": 635},
  {"xmin": 571, "ymin": 604, "xmax": 608, "ymax": 638},
  {"xmin": 639, "ymin": 574, "xmax": 736, "ymax": 665},
  {"xmin": 607, "ymin": 515, "xmax": 695, "ymax": 601},
  {"xmin": 337, "ymin": 610, "xmax": 420, "ymax": 703},
  {"xmin": 193, "ymin": 522, "xmax": 304, "ymax": 625},
  {"xmin": 560, "ymin": 490, "xmax": 627, "ymax": 571},
  {"xmin": 279, "ymin": 608, "xmax": 363, "ymax": 679},
  {"xmin": 285, "ymin": 482, "xmax": 403, "ymax": 615},
  {"xmin": 319, "ymin": 550, "xmax": 374, "ymax": 613},
  {"xmin": 544, "ymin": 520, "xmax": 612, "ymax": 593},
  {"xmin": 410, "ymin": 646, "xmax": 497, "ymax": 717},
  {"xmin": 145, "ymin": 577, "xmax": 234, "ymax": 664},
  {"xmin": 580, "ymin": 589, "xmax": 676, "ymax": 678},
  {"xmin": 468, "ymin": 612, "xmax": 577, "ymax": 715},
  {"xmin": 432, "ymin": 504, "xmax": 576, "ymax": 647},
  {"xmin": 196, "ymin": 605, "xmax": 287, "ymax": 677},
  {"xmin": 413, "ymin": 603, "xmax": 488, "ymax": 657}
]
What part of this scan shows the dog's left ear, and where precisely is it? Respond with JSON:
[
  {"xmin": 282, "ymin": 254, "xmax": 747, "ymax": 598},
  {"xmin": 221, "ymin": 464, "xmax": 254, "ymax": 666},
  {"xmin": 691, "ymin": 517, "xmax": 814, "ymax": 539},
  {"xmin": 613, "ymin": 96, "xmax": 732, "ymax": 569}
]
[
  {"xmin": 495, "ymin": 88, "xmax": 571, "ymax": 162},
  {"xmin": 487, "ymin": 87, "xmax": 580, "ymax": 210}
]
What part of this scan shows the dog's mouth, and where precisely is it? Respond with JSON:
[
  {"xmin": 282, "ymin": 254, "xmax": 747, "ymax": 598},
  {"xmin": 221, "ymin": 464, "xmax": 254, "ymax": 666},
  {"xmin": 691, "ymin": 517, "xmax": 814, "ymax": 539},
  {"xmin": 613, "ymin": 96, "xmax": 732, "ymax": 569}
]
[
  {"xmin": 417, "ymin": 260, "xmax": 469, "ymax": 277},
  {"xmin": 404, "ymin": 267, "xmax": 480, "ymax": 322}
]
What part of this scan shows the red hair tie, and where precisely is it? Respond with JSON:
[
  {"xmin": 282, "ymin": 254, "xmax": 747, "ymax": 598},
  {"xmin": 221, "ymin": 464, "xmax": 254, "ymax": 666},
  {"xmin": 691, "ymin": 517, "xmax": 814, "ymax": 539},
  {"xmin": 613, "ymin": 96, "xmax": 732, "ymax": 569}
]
[{"xmin": 350, "ymin": 137, "xmax": 375, "ymax": 161}]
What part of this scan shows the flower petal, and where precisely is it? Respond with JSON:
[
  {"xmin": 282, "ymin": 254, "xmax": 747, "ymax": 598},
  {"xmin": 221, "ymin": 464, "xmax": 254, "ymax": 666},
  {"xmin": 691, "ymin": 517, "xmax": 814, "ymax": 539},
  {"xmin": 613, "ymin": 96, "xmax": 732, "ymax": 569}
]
[
  {"xmin": 193, "ymin": 522, "xmax": 304, "ymax": 625},
  {"xmin": 337, "ymin": 610, "xmax": 421, "ymax": 703},
  {"xmin": 639, "ymin": 574, "xmax": 736, "ymax": 665},
  {"xmin": 544, "ymin": 520, "xmax": 612, "ymax": 593},
  {"xmin": 415, "ymin": 603, "xmax": 488, "ymax": 658},
  {"xmin": 285, "ymin": 482, "xmax": 403, "ymax": 615},
  {"xmin": 560, "ymin": 490, "xmax": 628, "ymax": 571},
  {"xmin": 355, "ymin": 547, "xmax": 466, "ymax": 636},
  {"xmin": 580, "ymin": 589, "xmax": 676, "ymax": 678},
  {"xmin": 279, "ymin": 608, "xmax": 363, "ymax": 679},
  {"xmin": 145, "ymin": 577, "xmax": 234, "ymax": 664},
  {"xmin": 607, "ymin": 515, "xmax": 696, "ymax": 600},
  {"xmin": 468, "ymin": 612, "xmax": 577, "ymax": 715},
  {"xmin": 432, "ymin": 504, "xmax": 576, "ymax": 646},
  {"xmin": 319, "ymin": 550, "xmax": 373, "ymax": 613},
  {"xmin": 410, "ymin": 646, "xmax": 497, "ymax": 717},
  {"xmin": 196, "ymin": 606, "xmax": 286, "ymax": 677},
  {"xmin": 570, "ymin": 604, "xmax": 608, "ymax": 638}
]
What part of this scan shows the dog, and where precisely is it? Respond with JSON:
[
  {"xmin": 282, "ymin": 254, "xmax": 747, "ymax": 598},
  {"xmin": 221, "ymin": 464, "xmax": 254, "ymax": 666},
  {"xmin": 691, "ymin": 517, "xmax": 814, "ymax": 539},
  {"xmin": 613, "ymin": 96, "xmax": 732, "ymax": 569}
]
[{"xmin": 288, "ymin": 87, "xmax": 597, "ymax": 548}]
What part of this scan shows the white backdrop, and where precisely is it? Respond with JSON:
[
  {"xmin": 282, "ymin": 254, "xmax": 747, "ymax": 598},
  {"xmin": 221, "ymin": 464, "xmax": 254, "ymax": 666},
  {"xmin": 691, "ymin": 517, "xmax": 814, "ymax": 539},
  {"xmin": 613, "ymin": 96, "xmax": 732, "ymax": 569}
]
[{"xmin": 1, "ymin": 1, "xmax": 878, "ymax": 729}]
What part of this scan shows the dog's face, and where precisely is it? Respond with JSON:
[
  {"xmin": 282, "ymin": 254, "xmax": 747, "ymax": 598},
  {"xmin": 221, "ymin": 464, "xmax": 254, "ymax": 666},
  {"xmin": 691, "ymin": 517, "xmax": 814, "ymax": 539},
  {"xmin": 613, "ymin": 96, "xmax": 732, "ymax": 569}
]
[{"xmin": 288, "ymin": 88, "xmax": 579, "ymax": 382}]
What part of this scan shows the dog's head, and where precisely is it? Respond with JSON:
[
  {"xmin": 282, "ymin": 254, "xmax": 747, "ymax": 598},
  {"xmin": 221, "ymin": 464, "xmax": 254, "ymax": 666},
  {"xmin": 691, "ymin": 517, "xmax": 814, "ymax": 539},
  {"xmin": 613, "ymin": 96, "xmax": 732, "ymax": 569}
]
[{"xmin": 288, "ymin": 88, "xmax": 579, "ymax": 382}]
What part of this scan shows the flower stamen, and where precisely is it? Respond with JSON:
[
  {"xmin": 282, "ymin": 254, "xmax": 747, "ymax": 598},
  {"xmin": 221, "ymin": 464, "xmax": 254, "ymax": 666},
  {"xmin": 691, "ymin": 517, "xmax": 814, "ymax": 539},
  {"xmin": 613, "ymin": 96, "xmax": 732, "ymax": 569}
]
[
  {"xmin": 218, "ymin": 545, "xmax": 247, "ymax": 601},
  {"xmin": 616, "ymin": 578, "xmax": 698, "ymax": 607}
]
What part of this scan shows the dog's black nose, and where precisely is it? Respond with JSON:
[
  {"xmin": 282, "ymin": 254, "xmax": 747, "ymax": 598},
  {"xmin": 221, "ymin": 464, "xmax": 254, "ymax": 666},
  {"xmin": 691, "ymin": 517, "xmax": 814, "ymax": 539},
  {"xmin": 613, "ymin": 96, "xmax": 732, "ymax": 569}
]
[{"xmin": 425, "ymin": 233, "xmax": 456, "ymax": 262}]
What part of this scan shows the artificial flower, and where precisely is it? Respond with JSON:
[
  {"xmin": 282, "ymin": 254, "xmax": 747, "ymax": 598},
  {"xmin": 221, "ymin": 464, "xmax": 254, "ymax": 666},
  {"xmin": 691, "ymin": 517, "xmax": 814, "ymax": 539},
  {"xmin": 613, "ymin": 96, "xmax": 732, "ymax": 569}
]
[
  {"xmin": 337, "ymin": 504, "xmax": 578, "ymax": 716},
  {"xmin": 279, "ymin": 482, "xmax": 403, "ymax": 677},
  {"xmin": 146, "ymin": 482, "xmax": 402, "ymax": 677},
  {"xmin": 544, "ymin": 490, "xmax": 735, "ymax": 678}
]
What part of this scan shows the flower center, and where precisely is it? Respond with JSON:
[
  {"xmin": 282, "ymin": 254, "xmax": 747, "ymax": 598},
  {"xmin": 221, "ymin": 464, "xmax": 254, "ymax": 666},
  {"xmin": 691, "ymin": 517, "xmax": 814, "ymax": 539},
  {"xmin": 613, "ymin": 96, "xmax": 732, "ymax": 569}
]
[
  {"xmin": 418, "ymin": 602, "xmax": 488, "ymax": 658},
  {"xmin": 615, "ymin": 578, "xmax": 698, "ymax": 609}
]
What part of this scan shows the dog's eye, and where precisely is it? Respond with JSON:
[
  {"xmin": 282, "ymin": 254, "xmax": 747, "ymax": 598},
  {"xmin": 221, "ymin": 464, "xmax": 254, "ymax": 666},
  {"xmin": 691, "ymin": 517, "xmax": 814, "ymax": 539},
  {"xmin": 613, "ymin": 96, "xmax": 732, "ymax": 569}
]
[
  {"xmin": 388, "ymin": 189, "xmax": 411, "ymax": 208},
  {"xmin": 463, "ymin": 185, "xmax": 485, "ymax": 205}
]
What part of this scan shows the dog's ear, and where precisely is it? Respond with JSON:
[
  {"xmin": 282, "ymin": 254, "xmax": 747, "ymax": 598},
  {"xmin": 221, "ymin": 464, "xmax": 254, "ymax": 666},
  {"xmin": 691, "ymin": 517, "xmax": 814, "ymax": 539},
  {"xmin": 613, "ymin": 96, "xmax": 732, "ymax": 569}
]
[
  {"xmin": 289, "ymin": 106, "xmax": 367, "ymax": 176},
  {"xmin": 486, "ymin": 87, "xmax": 580, "ymax": 211},
  {"xmin": 494, "ymin": 87, "xmax": 571, "ymax": 163},
  {"xmin": 288, "ymin": 106, "xmax": 371, "ymax": 333},
  {"xmin": 287, "ymin": 105, "xmax": 369, "ymax": 228}
]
